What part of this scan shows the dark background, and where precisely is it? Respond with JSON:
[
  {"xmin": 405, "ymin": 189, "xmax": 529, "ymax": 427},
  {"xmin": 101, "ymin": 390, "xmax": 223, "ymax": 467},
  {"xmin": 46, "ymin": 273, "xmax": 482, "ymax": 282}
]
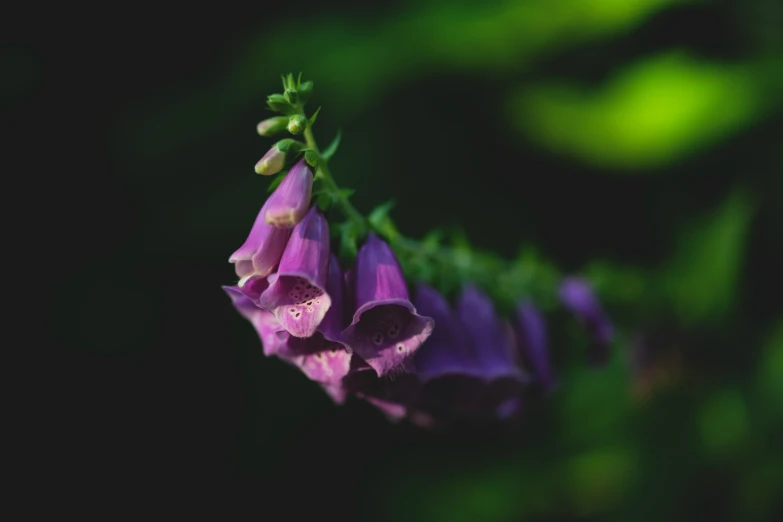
[{"xmin": 9, "ymin": 0, "xmax": 782, "ymax": 519}]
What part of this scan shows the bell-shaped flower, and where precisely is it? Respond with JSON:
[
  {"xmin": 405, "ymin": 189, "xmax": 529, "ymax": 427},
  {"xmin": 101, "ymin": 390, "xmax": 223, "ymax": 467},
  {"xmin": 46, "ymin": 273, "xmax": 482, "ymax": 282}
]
[
  {"xmin": 258, "ymin": 207, "xmax": 331, "ymax": 338},
  {"xmin": 412, "ymin": 283, "xmax": 476, "ymax": 379},
  {"xmin": 229, "ymin": 199, "xmax": 291, "ymax": 289},
  {"xmin": 558, "ymin": 276, "xmax": 614, "ymax": 364},
  {"xmin": 264, "ymin": 159, "xmax": 313, "ymax": 229},
  {"xmin": 273, "ymin": 253, "xmax": 351, "ymax": 385},
  {"xmin": 223, "ymin": 286, "xmax": 286, "ymax": 356},
  {"xmin": 457, "ymin": 285, "xmax": 526, "ymax": 382},
  {"xmin": 514, "ymin": 300, "xmax": 556, "ymax": 394},
  {"xmin": 341, "ymin": 234, "xmax": 434, "ymax": 377}
]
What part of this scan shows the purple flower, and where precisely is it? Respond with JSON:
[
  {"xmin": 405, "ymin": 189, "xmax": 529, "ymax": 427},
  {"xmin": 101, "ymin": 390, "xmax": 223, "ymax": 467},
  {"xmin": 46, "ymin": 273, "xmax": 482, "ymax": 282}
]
[
  {"xmin": 343, "ymin": 368, "xmax": 422, "ymax": 422},
  {"xmin": 264, "ymin": 159, "xmax": 313, "ymax": 229},
  {"xmin": 229, "ymin": 200, "xmax": 292, "ymax": 286},
  {"xmin": 341, "ymin": 234, "xmax": 434, "ymax": 377},
  {"xmin": 258, "ymin": 207, "xmax": 331, "ymax": 338},
  {"xmin": 273, "ymin": 253, "xmax": 351, "ymax": 385},
  {"xmin": 412, "ymin": 283, "xmax": 476, "ymax": 379},
  {"xmin": 457, "ymin": 285, "xmax": 526, "ymax": 382},
  {"xmin": 223, "ymin": 285, "xmax": 286, "ymax": 356},
  {"xmin": 558, "ymin": 276, "xmax": 614, "ymax": 364},
  {"xmin": 514, "ymin": 300, "xmax": 556, "ymax": 394},
  {"xmin": 410, "ymin": 284, "xmax": 527, "ymax": 422}
]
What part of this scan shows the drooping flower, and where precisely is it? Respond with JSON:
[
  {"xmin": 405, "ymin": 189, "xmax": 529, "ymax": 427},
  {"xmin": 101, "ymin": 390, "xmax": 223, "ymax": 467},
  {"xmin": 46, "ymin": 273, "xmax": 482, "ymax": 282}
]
[
  {"xmin": 558, "ymin": 276, "xmax": 614, "ymax": 364},
  {"xmin": 223, "ymin": 285, "xmax": 286, "ymax": 356},
  {"xmin": 341, "ymin": 234, "xmax": 434, "ymax": 377},
  {"xmin": 412, "ymin": 283, "xmax": 476, "ymax": 379},
  {"xmin": 514, "ymin": 300, "xmax": 556, "ymax": 394},
  {"xmin": 229, "ymin": 200, "xmax": 291, "ymax": 292},
  {"xmin": 258, "ymin": 206, "xmax": 331, "ymax": 338},
  {"xmin": 342, "ymin": 363, "xmax": 422, "ymax": 422},
  {"xmin": 274, "ymin": 253, "xmax": 351, "ymax": 386},
  {"xmin": 457, "ymin": 285, "xmax": 526, "ymax": 382},
  {"xmin": 264, "ymin": 159, "xmax": 313, "ymax": 228}
]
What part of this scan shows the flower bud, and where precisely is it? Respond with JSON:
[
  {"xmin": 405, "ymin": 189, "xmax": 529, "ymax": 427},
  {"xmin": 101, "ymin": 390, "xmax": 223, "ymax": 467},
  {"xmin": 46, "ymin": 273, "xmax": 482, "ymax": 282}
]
[
  {"xmin": 287, "ymin": 115, "xmax": 307, "ymax": 135},
  {"xmin": 254, "ymin": 139, "xmax": 305, "ymax": 175},
  {"xmin": 284, "ymin": 88, "xmax": 298, "ymax": 105},
  {"xmin": 297, "ymin": 81, "xmax": 313, "ymax": 104},
  {"xmin": 256, "ymin": 116, "xmax": 288, "ymax": 137},
  {"xmin": 264, "ymin": 159, "xmax": 313, "ymax": 228}
]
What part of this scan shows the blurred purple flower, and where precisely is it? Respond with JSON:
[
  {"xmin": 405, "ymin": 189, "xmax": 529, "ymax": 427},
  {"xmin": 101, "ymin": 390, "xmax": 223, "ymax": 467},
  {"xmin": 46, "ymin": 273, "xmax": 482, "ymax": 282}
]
[
  {"xmin": 514, "ymin": 300, "xmax": 556, "ymax": 393},
  {"xmin": 558, "ymin": 276, "xmax": 614, "ymax": 364}
]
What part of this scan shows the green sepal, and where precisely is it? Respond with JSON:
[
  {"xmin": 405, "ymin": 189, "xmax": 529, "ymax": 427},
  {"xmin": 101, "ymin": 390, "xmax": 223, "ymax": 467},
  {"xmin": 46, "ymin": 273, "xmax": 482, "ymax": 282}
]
[
  {"xmin": 337, "ymin": 221, "xmax": 361, "ymax": 261},
  {"xmin": 304, "ymin": 150, "xmax": 320, "ymax": 168},
  {"xmin": 308, "ymin": 106, "xmax": 321, "ymax": 126},
  {"xmin": 368, "ymin": 200, "xmax": 399, "ymax": 239},
  {"xmin": 321, "ymin": 130, "xmax": 342, "ymax": 161}
]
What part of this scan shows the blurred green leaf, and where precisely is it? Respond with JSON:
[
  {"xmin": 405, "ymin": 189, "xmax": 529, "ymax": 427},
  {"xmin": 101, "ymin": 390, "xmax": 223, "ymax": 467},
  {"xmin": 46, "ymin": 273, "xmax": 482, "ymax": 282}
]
[
  {"xmin": 510, "ymin": 53, "xmax": 764, "ymax": 169},
  {"xmin": 698, "ymin": 389, "xmax": 749, "ymax": 455},
  {"xmin": 662, "ymin": 189, "xmax": 753, "ymax": 323}
]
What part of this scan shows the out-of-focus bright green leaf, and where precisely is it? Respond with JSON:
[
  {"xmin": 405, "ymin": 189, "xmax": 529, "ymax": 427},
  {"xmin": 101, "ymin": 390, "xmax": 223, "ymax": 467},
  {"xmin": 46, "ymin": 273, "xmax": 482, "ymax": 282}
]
[{"xmin": 510, "ymin": 53, "xmax": 763, "ymax": 169}]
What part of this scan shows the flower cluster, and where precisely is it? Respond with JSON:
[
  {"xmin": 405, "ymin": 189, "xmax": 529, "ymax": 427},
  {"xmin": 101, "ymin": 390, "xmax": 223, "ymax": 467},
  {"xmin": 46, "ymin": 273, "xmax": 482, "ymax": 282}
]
[{"xmin": 223, "ymin": 75, "xmax": 614, "ymax": 427}]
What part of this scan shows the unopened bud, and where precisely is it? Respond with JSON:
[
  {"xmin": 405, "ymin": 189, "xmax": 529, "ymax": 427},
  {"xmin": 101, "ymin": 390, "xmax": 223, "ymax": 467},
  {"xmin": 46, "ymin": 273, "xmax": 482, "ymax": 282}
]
[
  {"xmin": 255, "ymin": 139, "xmax": 305, "ymax": 175},
  {"xmin": 267, "ymin": 93, "xmax": 294, "ymax": 113},
  {"xmin": 298, "ymin": 81, "xmax": 313, "ymax": 104},
  {"xmin": 256, "ymin": 116, "xmax": 288, "ymax": 137},
  {"xmin": 255, "ymin": 146, "xmax": 285, "ymax": 175},
  {"xmin": 287, "ymin": 115, "xmax": 307, "ymax": 135},
  {"xmin": 284, "ymin": 88, "xmax": 299, "ymax": 105}
]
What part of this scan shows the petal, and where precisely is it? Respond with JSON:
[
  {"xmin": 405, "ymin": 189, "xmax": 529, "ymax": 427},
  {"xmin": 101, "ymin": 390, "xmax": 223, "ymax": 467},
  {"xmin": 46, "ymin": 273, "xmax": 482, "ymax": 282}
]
[
  {"xmin": 352, "ymin": 233, "xmax": 410, "ymax": 311},
  {"xmin": 278, "ymin": 332, "xmax": 351, "ymax": 386},
  {"xmin": 258, "ymin": 207, "xmax": 331, "ymax": 338},
  {"xmin": 264, "ymin": 159, "xmax": 313, "ymax": 228},
  {"xmin": 229, "ymin": 200, "xmax": 291, "ymax": 278},
  {"xmin": 515, "ymin": 300, "xmax": 556, "ymax": 393},
  {"xmin": 558, "ymin": 276, "xmax": 614, "ymax": 364},
  {"xmin": 457, "ymin": 285, "xmax": 525, "ymax": 381},
  {"xmin": 223, "ymin": 286, "xmax": 286, "ymax": 356},
  {"xmin": 342, "ymin": 234, "xmax": 433, "ymax": 376},
  {"xmin": 342, "ymin": 303, "xmax": 433, "ymax": 377},
  {"xmin": 412, "ymin": 283, "xmax": 476, "ymax": 379}
]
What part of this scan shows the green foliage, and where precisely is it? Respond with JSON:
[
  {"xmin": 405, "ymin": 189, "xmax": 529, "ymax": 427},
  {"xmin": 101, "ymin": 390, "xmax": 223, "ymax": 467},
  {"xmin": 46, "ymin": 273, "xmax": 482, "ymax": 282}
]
[
  {"xmin": 662, "ymin": 189, "xmax": 753, "ymax": 324},
  {"xmin": 321, "ymin": 130, "xmax": 341, "ymax": 161}
]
